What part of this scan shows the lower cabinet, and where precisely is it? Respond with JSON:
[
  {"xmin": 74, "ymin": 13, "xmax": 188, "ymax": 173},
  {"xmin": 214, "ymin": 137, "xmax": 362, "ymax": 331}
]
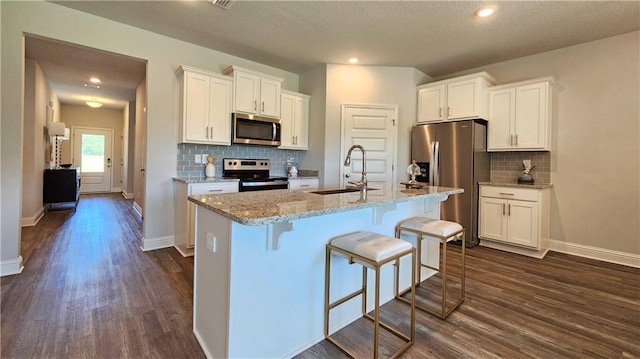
[
  {"xmin": 479, "ymin": 184, "xmax": 550, "ymax": 258},
  {"xmin": 174, "ymin": 180, "xmax": 239, "ymax": 256},
  {"xmin": 288, "ymin": 178, "xmax": 319, "ymax": 191}
]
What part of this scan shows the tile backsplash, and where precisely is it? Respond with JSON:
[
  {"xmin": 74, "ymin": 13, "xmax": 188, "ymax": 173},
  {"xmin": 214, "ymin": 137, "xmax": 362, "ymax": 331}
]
[
  {"xmin": 490, "ymin": 151, "xmax": 551, "ymax": 184},
  {"xmin": 177, "ymin": 144, "xmax": 302, "ymax": 178}
]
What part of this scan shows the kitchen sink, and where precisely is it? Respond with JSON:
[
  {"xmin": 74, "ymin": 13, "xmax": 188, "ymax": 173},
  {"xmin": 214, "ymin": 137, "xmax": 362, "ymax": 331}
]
[{"xmin": 310, "ymin": 188, "xmax": 378, "ymax": 195}]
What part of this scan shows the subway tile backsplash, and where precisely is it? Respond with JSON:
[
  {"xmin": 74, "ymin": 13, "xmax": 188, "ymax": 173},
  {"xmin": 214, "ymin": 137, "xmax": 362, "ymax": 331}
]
[
  {"xmin": 177, "ymin": 144, "xmax": 301, "ymax": 178},
  {"xmin": 490, "ymin": 151, "xmax": 551, "ymax": 184}
]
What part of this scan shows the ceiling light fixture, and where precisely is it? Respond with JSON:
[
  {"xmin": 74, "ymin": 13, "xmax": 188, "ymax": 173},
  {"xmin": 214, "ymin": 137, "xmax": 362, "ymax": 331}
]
[
  {"xmin": 86, "ymin": 100, "xmax": 103, "ymax": 108},
  {"xmin": 348, "ymin": 57, "xmax": 359, "ymax": 64},
  {"xmin": 89, "ymin": 77, "xmax": 101, "ymax": 84},
  {"xmin": 475, "ymin": 6, "xmax": 496, "ymax": 17}
]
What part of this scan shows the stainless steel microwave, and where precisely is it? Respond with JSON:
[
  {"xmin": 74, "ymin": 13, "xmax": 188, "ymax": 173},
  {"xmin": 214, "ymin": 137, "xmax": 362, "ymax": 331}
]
[{"xmin": 232, "ymin": 113, "xmax": 281, "ymax": 146}]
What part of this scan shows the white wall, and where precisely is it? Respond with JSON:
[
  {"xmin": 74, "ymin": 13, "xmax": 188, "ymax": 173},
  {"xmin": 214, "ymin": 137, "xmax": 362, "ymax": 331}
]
[
  {"xmin": 299, "ymin": 65, "xmax": 328, "ymax": 186},
  {"xmin": 0, "ymin": 1, "xmax": 300, "ymax": 270},
  {"xmin": 321, "ymin": 64, "xmax": 430, "ymax": 188},
  {"xmin": 445, "ymin": 31, "xmax": 639, "ymax": 256}
]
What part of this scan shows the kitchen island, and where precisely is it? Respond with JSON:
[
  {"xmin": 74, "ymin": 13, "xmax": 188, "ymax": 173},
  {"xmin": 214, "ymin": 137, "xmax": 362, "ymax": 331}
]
[{"xmin": 189, "ymin": 185, "xmax": 463, "ymax": 358}]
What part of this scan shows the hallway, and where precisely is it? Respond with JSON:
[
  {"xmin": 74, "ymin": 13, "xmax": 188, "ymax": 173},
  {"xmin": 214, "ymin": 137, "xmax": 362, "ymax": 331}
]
[{"xmin": 1, "ymin": 194, "xmax": 205, "ymax": 358}]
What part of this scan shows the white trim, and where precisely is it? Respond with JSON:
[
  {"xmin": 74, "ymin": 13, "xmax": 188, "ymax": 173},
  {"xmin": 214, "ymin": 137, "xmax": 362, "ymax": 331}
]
[
  {"xmin": 141, "ymin": 235, "xmax": 174, "ymax": 251},
  {"xmin": 133, "ymin": 201, "xmax": 143, "ymax": 218},
  {"xmin": 111, "ymin": 186, "xmax": 121, "ymax": 193},
  {"xmin": 549, "ymin": 239, "xmax": 640, "ymax": 268},
  {"xmin": 193, "ymin": 329, "xmax": 215, "ymax": 359},
  {"xmin": 21, "ymin": 207, "xmax": 45, "ymax": 227},
  {"xmin": 479, "ymin": 240, "xmax": 549, "ymax": 259},
  {"xmin": 121, "ymin": 191, "xmax": 134, "ymax": 199},
  {"xmin": 1, "ymin": 256, "xmax": 24, "ymax": 277}
]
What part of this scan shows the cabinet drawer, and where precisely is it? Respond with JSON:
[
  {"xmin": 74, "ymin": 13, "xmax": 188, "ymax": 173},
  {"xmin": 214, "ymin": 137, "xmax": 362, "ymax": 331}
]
[
  {"xmin": 480, "ymin": 186, "xmax": 540, "ymax": 202},
  {"xmin": 288, "ymin": 178, "xmax": 319, "ymax": 191},
  {"xmin": 189, "ymin": 182, "xmax": 238, "ymax": 195}
]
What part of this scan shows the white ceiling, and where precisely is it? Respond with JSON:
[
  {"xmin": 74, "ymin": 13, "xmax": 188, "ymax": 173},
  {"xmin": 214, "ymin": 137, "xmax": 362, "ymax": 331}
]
[{"xmin": 29, "ymin": 1, "xmax": 640, "ymax": 109}]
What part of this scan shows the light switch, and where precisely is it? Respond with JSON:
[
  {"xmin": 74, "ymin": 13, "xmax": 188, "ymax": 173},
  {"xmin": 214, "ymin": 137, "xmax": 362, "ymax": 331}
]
[{"xmin": 195, "ymin": 154, "xmax": 202, "ymax": 164}]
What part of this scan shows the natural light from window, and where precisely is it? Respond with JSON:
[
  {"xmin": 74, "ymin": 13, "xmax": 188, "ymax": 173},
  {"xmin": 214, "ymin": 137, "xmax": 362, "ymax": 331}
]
[{"xmin": 81, "ymin": 134, "xmax": 105, "ymax": 172}]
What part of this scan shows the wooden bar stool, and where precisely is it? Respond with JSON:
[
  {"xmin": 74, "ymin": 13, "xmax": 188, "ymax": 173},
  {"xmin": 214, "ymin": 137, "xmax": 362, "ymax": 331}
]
[
  {"xmin": 324, "ymin": 231, "xmax": 416, "ymax": 359},
  {"xmin": 394, "ymin": 217, "xmax": 465, "ymax": 319}
]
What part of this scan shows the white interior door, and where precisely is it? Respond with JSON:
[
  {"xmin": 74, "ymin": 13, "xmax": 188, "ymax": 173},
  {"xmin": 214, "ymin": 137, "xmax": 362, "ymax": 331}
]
[
  {"xmin": 340, "ymin": 104, "xmax": 397, "ymax": 195},
  {"xmin": 72, "ymin": 127, "xmax": 113, "ymax": 193}
]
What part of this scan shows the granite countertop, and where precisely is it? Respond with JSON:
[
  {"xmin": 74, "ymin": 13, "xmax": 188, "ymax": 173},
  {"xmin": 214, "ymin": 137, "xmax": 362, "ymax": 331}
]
[
  {"xmin": 189, "ymin": 186, "xmax": 463, "ymax": 226},
  {"xmin": 479, "ymin": 181, "xmax": 553, "ymax": 189},
  {"xmin": 173, "ymin": 177, "xmax": 240, "ymax": 184}
]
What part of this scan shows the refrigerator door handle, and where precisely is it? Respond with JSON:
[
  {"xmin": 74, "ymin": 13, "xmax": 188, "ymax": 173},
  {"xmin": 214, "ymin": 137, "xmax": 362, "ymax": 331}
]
[
  {"xmin": 429, "ymin": 141, "xmax": 435, "ymax": 184},
  {"xmin": 433, "ymin": 141, "xmax": 440, "ymax": 186}
]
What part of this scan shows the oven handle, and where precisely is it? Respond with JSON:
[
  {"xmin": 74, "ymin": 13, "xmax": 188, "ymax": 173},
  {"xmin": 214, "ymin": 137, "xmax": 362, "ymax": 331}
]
[{"xmin": 242, "ymin": 180, "xmax": 289, "ymax": 187}]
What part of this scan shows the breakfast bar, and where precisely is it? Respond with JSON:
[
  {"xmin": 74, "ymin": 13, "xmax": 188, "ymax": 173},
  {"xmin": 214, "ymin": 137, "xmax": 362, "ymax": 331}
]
[{"xmin": 189, "ymin": 185, "xmax": 463, "ymax": 358}]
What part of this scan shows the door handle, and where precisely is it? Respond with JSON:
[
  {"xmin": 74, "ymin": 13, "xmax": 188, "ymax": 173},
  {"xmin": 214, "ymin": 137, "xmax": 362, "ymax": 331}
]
[
  {"xmin": 508, "ymin": 203, "xmax": 511, "ymax": 216},
  {"xmin": 345, "ymin": 174, "xmax": 350, "ymax": 178}
]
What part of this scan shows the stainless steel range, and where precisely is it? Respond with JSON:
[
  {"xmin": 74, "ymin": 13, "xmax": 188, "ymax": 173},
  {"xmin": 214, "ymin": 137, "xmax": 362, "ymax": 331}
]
[{"xmin": 223, "ymin": 158, "xmax": 289, "ymax": 192}]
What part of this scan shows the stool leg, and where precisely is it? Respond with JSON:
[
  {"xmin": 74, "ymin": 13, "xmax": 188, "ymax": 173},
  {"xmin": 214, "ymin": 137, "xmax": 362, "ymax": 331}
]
[
  {"xmin": 362, "ymin": 266, "xmax": 368, "ymax": 316},
  {"xmin": 324, "ymin": 246, "xmax": 331, "ymax": 338},
  {"xmin": 461, "ymin": 230, "xmax": 466, "ymax": 301},
  {"xmin": 374, "ymin": 265, "xmax": 381, "ymax": 359},
  {"xmin": 410, "ymin": 248, "xmax": 416, "ymax": 343},
  {"xmin": 417, "ymin": 234, "xmax": 423, "ymax": 284},
  {"xmin": 441, "ymin": 239, "xmax": 447, "ymax": 318}
]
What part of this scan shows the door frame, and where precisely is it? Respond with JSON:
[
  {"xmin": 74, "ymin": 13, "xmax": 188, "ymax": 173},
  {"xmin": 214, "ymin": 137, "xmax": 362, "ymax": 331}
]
[
  {"xmin": 71, "ymin": 125, "xmax": 115, "ymax": 193},
  {"xmin": 339, "ymin": 103, "xmax": 399, "ymax": 191}
]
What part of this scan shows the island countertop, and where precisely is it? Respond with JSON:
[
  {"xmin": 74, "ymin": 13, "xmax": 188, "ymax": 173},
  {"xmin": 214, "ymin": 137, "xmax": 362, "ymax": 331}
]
[{"xmin": 188, "ymin": 186, "xmax": 463, "ymax": 226}]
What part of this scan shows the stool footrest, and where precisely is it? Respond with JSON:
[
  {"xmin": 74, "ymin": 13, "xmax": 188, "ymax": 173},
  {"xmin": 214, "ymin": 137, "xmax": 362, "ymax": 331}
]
[
  {"xmin": 328, "ymin": 288, "xmax": 364, "ymax": 310},
  {"xmin": 363, "ymin": 313, "xmax": 412, "ymax": 342}
]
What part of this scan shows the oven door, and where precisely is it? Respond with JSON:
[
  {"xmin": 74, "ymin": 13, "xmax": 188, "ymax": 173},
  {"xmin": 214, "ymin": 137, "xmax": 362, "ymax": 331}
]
[
  {"xmin": 240, "ymin": 179, "xmax": 289, "ymax": 192},
  {"xmin": 232, "ymin": 113, "xmax": 281, "ymax": 146}
]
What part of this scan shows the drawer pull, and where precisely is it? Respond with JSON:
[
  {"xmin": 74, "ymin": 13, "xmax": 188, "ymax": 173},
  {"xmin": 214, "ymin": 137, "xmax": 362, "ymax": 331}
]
[
  {"xmin": 300, "ymin": 184, "xmax": 310, "ymax": 187},
  {"xmin": 499, "ymin": 192, "xmax": 515, "ymax": 196},
  {"xmin": 208, "ymin": 189, "xmax": 223, "ymax": 192}
]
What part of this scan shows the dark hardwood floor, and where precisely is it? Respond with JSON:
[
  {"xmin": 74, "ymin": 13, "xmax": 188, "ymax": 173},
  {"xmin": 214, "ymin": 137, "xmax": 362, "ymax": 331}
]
[{"xmin": 2, "ymin": 193, "xmax": 638, "ymax": 358}]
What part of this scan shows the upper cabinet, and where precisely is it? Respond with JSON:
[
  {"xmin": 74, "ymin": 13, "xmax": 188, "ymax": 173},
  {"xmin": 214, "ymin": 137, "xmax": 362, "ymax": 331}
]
[
  {"xmin": 279, "ymin": 90, "xmax": 310, "ymax": 150},
  {"xmin": 417, "ymin": 72, "xmax": 496, "ymax": 123},
  {"xmin": 177, "ymin": 66, "xmax": 232, "ymax": 145},
  {"xmin": 488, "ymin": 77, "xmax": 554, "ymax": 151},
  {"xmin": 223, "ymin": 66, "xmax": 283, "ymax": 119}
]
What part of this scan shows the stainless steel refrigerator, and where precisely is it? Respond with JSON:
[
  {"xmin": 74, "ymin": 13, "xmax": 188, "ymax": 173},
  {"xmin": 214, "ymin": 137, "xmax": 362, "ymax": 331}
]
[{"xmin": 411, "ymin": 119, "xmax": 490, "ymax": 246}]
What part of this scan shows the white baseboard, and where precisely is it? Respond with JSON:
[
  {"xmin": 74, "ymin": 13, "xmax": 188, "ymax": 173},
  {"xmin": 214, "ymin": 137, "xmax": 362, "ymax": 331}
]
[
  {"xmin": 1, "ymin": 256, "xmax": 24, "ymax": 277},
  {"xmin": 133, "ymin": 201, "xmax": 143, "ymax": 218},
  {"xmin": 549, "ymin": 239, "xmax": 640, "ymax": 268},
  {"xmin": 21, "ymin": 207, "xmax": 45, "ymax": 227},
  {"xmin": 193, "ymin": 329, "xmax": 215, "ymax": 359},
  {"xmin": 121, "ymin": 191, "xmax": 134, "ymax": 199},
  {"xmin": 141, "ymin": 235, "xmax": 175, "ymax": 251}
]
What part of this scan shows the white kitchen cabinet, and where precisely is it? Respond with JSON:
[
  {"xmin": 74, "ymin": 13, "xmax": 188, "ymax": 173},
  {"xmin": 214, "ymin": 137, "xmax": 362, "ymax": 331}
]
[
  {"xmin": 288, "ymin": 177, "xmax": 319, "ymax": 191},
  {"xmin": 417, "ymin": 72, "xmax": 496, "ymax": 123},
  {"xmin": 488, "ymin": 77, "xmax": 554, "ymax": 151},
  {"xmin": 223, "ymin": 65, "xmax": 283, "ymax": 118},
  {"xmin": 479, "ymin": 184, "xmax": 550, "ymax": 258},
  {"xmin": 177, "ymin": 66, "xmax": 232, "ymax": 145},
  {"xmin": 279, "ymin": 90, "xmax": 310, "ymax": 150},
  {"xmin": 174, "ymin": 180, "xmax": 239, "ymax": 256}
]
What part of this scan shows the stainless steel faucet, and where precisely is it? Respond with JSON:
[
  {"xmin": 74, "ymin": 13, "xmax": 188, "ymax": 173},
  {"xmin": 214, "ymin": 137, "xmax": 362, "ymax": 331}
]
[{"xmin": 343, "ymin": 144, "xmax": 367, "ymax": 195}]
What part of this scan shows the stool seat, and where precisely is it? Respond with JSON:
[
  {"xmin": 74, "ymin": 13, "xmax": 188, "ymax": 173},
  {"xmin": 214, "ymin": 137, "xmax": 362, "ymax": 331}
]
[
  {"xmin": 330, "ymin": 231, "xmax": 413, "ymax": 262},
  {"xmin": 399, "ymin": 217, "xmax": 463, "ymax": 239}
]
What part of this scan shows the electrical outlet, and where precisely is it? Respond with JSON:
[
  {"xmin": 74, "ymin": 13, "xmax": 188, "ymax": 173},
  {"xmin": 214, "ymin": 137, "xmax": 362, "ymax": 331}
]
[
  {"xmin": 206, "ymin": 232, "xmax": 216, "ymax": 252},
  {"xmin": 195, "ymin": 154, "xmax": 202, "ymax": 164}
]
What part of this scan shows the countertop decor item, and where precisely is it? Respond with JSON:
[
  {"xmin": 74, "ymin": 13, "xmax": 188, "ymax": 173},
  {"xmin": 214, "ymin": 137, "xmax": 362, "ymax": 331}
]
[
  {"xmin": 406, "ymin": 159, "xmax": 421, "ymax": 185},
  {"xmin": 205, "ymin": 155, "xmax": 216, "ymax": 178},
  {"xmin": 517, "ymin": 160, "xmax": 535, "ymax": 184}
]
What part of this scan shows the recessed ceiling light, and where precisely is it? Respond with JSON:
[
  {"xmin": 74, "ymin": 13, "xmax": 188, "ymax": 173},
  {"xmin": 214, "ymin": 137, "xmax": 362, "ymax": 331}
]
[
  {"xmin": 348, "ymin": 57, "xmax": 359, "ymax": 64},
  {"xmin": 475, "ymin": 6, "xmax": 496, "ymax": 17},
  {"xmin": 89, "ymin": 77, "xmax": 101, "ymax": 84}
]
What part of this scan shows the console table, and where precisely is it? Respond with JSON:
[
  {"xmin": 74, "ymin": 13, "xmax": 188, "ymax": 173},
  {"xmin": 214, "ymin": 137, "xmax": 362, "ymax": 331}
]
[{"xmin": 43, "ymin": 168, "xmax": 80, "ymax": 211}]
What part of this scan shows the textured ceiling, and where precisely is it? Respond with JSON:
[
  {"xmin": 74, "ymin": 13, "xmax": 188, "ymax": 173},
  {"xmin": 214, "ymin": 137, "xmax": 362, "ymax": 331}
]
[{"xmin": 29, "ymin": 1, "xmax": 640, "ymax": 109}]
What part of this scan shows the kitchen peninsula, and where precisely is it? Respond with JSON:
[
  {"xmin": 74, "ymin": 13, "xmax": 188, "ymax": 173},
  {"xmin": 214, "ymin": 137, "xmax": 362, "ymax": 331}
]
[{"xmin": 189, "ymin": 185, "xmax": 463, "ymax": 358}]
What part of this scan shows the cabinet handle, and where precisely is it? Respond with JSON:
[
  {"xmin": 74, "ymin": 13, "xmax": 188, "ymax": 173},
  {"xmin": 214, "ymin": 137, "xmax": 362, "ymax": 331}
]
[
  {"xmin": 447, "ymin": 107, "xmax": 451, "ymax": 117},
  {"xmin": 300, "ymin": 184, "xmax": 310, "ymax": 187},
  {"xmin": 499, "ymin": 192, "xmax": 515, "ymax": 196},
  {"xmin": 502, "ymin": 203, "xmax": 505, "ymax": 215},
  {"xmin": 439, "ymin": 107, "xmax": 442, "ymax": 118},
  {"xmin": 205, "ymin": 126, "xmax": 208, "ymax": 139},
  {"xmin": 254, "ymin": 100, "xmax": 257, "ymax": 111},
  {"xmin": 208, "ymin": 189, "xmax": 223, "ymax": 192},
  {"xmin": 508, "ymin": 204, "xmax": 511, "ymax": 216},
  {"xmin": 262, "ymin": 101, "xmax": 264, "ymax": 112}
]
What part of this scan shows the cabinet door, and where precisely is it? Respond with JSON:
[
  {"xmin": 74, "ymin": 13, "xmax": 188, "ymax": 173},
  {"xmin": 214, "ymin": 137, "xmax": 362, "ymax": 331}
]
[
  {"xmin": 234, "ymin": 71, "xmax": 260, "ymax": 114},
  {"xmin": 293, "ymin": 95, "xmax": 309, "ymax": 149},
  {"xmin": 479, "ymin": 197, "xmax": 508, "ymax": 242},
  {"xmin": 184, "ymin": 72, "xmax": 210, "ymax": 142},
  {"xmin": 259, "ymin": 77, "xmax": 281, "ymax": 118},
  {"xmin": 279, "ymin": 93, "xmax": 295, "ymax": 148},
  {"xmin": 488, "ymin": 88, "xmax": 516, "ymax": 150},
  {"xmin": 208, "ymin": 76, "xmax": 232, "ymax": 145},
  {"xmin": 417, "ymin": 85, "xmax": 445, "ymax": 123},
  {"xmin": 447, "ymin": 79, "xmax": 478, "ymax": 119},
  {"xmin": 515, "ymin": 83, "xmax": 547, "ymax": 150},
  {"xmin": 507, "ymin": 199, "xmax": 539, "ymax": 248}
]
